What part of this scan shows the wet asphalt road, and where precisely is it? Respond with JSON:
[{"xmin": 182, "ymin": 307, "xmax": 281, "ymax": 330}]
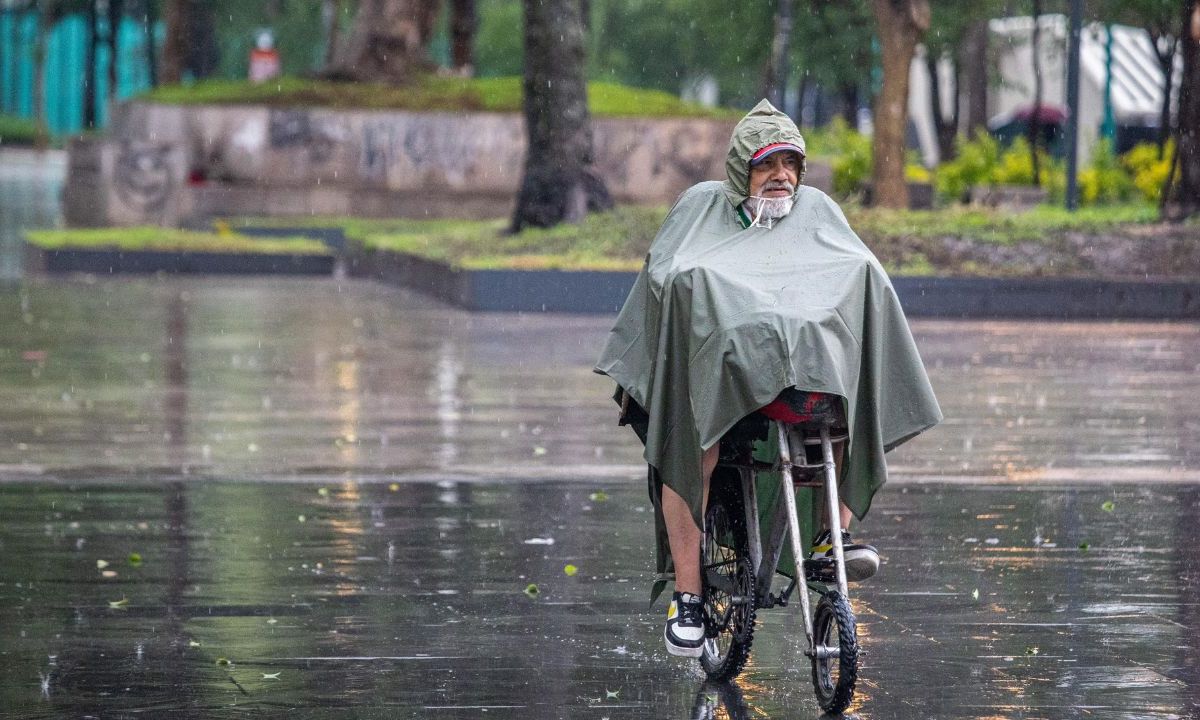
[
  {"xmin": 1, "ymin": 478, "xmax": 1197, "ymax": 719},
  {"xmin": 0, "ymin": 276, "xmax": 1195, "ymax": 719},
  {"xmin": 1, "ymin": 153, "xmax": 1198, "ymax": 717}
]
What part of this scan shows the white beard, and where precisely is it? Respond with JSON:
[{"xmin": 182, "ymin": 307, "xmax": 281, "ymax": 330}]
[{"xmin": 745, "ymin": 195, "xmax": 794, "ymax": 225}]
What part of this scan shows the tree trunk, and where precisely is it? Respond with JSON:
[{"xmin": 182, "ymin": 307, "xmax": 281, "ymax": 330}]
[
  {"xmin": 764, "ymin": 0, "xmax": 795, "ymax": 109},
  {"xmin": 84, "ymin": 0, "xmax": 98, "ymax": 128},
  {"xmin": 323, "ymin": 0, "xmax": 342, "ymax": 67},
  {"xmin": 1152, "ymin": 31, "xmax": 1179, "ymax": 158},
  {"xmin": 107, "ymin": 0, "xmax": 122, "ymax": 103},
  {"xmin": 960, "ymin": 18, "xmax": 989, "ymax": 137},
  {"xmin": 324, "ymin": 0, "xmax": 438, "ymax": 83},
  {"xmin": 869, "ymin": 0, "xmax": 929, "ymax": 208},
  {"xmin": 1163, "ymin": 0, "xmax": 1200, "ymax": 221},
  {"xmin": 33, "ymin": 0, "xmax": 50, "ymax": 147},
  {"xmin": 511, "ymin": 0, "xmax": 611, "ymax": 231},
  {"xmin": 143, "ymin": 0, "xmax": 157, "ymax": 87},
  {"xmin": 1028, "ymin": 0, "xmax": 1043, "ymax": 186},
  {"xmin": 450, "ymin": 0, "xmax": 476, "ymax": 75},
  {"xmin": 185, "ymin": 0, "xmax": 218, "ymax": 79},
  {"xmin": 838, "ymin": 83, "xmax": 858, "ymax": 126},
  {"xmin": 161, "ymin": 0, "xmax": 186, "ymax": 84},
  {"xmin": 926, "ymin": 50, "xmax": 957, "ymax": 162}
]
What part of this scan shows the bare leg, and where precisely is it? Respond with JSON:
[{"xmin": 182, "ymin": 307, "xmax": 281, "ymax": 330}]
[
  {"xmin": 662, "ymin": 443, "xmax": 720, "ymax": 596},
  {"xmin": 819, "ymin": 440, "xmax": 854, "ymax": 531}
]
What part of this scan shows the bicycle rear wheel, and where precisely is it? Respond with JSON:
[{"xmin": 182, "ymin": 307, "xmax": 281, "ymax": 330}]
[
  {"xmin": 699, "ymin": 480, "xmax": 756, "ymax": 681},
  {"xmin": 810, "ymin": 591, "xmax": 858, "ymax": 713}
]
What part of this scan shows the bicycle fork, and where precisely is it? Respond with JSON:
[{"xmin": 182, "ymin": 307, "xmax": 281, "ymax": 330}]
[{"xmin": 776, "ymin": 422, "xmax": 849, "ymax": 658}]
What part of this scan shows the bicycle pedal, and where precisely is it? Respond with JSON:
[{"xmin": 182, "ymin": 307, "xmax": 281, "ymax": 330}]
[{"xmin": 803, "ymin": 558, "xmax": 837, "ymax": 584}]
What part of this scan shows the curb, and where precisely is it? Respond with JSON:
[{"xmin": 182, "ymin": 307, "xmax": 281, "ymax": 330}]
[
  {"xmin": 25, "ymin": 245, "xmax": 336, "ymax": 276},
  {"xmin": 891, "ymin": 277, "xmax": 1200, "ymax": 320},
  {"xmin": 349, "ymin": 246, "xmax": 1200, "ymax": 319}
]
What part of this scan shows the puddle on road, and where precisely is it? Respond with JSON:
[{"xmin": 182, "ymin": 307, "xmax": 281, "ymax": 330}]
[{"xmin": 0, "ymin": 480, "xmax": 1195, "ymax": 718}]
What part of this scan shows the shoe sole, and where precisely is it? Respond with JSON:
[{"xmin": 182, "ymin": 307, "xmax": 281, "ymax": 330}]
[
  {"xmin": 664, "ymin": 627, "xmax": 703, "ymax": 658},
  {"xmin": 843, "ymin": 549, "xmax": 879, "ymax": 582},
  {"xmin": 809, "ymin": 549, "xmax": 880, "ymax": 582}
]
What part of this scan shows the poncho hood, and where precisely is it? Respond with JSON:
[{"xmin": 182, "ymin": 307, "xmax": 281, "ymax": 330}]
[{"xmin": 722, "ymin": 99, "xmax": 808, "ymax": 207}]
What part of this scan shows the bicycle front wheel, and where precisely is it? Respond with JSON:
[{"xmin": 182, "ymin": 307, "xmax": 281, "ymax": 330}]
[
  {"xmin": 810, "ymin": 591, "xmax": 858, "ymax": 713},
  {"xmin": 699, "ymin": 481, "xmax": 756, "ymax": 681}
]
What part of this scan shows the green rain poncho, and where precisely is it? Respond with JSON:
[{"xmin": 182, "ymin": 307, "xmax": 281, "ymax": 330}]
[{"xmin": 594, "ymin": 100, "xmax": 942, "ymax": 580}]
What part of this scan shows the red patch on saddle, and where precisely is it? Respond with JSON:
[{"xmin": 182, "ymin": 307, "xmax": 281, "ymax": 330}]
[{"xmin": 759, "ymin": 391, "xmax": 832, "ymax": 423}]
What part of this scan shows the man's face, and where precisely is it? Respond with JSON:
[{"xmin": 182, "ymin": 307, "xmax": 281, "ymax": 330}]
[{"xmin": 748, "ymin": 151, "xmax": 801, "ymax": 198}]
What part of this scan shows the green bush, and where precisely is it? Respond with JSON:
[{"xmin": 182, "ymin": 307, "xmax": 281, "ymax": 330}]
[
  {"xmin": 808, "ymin": 119, "xmax": 872, "ymax": 198},
  {"xmin": 1120, "ymin": 140, "xmax": 1176, "ymax": 203},
  {"xmin": 934, "ymin": 131, "xmax": 1001, "ymax": 201},
  {"xmin": 1079, "ymin": 139, "xmax": 1136, "ymax": 205},
  {"xmin": 933, "ymin": 132, "xmax": 1152, "ymax": 207}
]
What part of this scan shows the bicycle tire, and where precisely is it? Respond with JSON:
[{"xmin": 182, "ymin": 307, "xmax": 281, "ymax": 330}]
[
  {"xmin": 810, "ymin": 591, "xmax": 858, "ymax": 713},
  {"xmin": 699, "ymin": 480, "xmax": 756, "ymax": 681}
]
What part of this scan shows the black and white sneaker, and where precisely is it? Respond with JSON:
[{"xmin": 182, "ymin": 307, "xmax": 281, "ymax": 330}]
[
  {"xmin": 664, "ymin": 591, "xmax": 705, "ymax": 657},
  {"xmin": 810, "ymin": 529, "xmax": 879, "ymax": 582}
]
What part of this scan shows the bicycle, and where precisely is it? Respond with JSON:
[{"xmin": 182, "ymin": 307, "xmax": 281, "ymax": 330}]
[{"xmin": 699, "ymin": 388, "xmax": 860, "ymax": 714}]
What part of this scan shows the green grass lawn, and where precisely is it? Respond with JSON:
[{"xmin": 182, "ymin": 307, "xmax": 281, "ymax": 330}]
[
  {"xmin": 26, "ymin": 227, "xmax": 331, "ymax": 255},
  {"xmin": 349, "ymin": 206, "xmax": 661, "ymax": 271},
  {"xmin": 0, "ymin": 113, "xmax": 41, "ymax": 146},
  {"xmin": 844, "ymin": 203, "xmax": 1161, "ymax": 245},
  {"xmin": 141, "ymin": 75, "xmax": 737, "ymax": 119},
  {"xmin": 233, "ymin": 201, "xmax": 1174, "ymax": 275}
]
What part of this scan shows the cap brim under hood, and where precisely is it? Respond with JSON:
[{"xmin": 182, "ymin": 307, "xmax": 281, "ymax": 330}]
[{"xmin": 723, "ymin": 99, "xmax": 807, "ymax": 207}]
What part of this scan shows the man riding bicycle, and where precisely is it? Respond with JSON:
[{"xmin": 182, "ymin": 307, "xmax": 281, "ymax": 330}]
[{"xmin": 595, "ymin": 100, "xmax": 942, "ymax": 658}]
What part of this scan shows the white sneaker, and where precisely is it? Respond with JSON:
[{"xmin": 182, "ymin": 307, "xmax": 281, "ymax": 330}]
[
  {"xmin": 664, "ymin": 591, "xmax": 704, "ymax": 657},
  {"xmin": 810, "ymin": 529, "xmax": 880, "ymax": 582}
]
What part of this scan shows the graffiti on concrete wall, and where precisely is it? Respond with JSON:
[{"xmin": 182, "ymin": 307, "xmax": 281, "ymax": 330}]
[
  {"xmin": 268, "ymin": 110, "xmax": 344, "ymax": 164},
  {"xmin": 113, "ymin": 141, "xmax": 173, "ymax": 213},
  {"xmin": 360, "ymin": 116, "xmax": 522, "ymax": 187},
  {"xmin": 360, "ymin": 121, "xmax": 398, "ymax": 182}
]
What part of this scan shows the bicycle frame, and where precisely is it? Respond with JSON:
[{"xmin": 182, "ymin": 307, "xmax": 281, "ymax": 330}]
[{"xmin": 721, "ymin": 419, "xmax": 849, "ymax": 656}]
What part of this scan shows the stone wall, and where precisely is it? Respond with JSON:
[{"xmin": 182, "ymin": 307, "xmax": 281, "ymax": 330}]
[{"xmin": 65, "ymin": 102, "xmax": 738, "ymax": 226}]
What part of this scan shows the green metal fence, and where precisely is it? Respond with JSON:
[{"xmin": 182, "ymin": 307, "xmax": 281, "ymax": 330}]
[{"xmin": 0, "ymin": 10, "xmax": 160, "ymax": 135}]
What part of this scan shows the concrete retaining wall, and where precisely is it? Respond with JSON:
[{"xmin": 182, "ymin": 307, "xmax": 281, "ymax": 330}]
[
  {"xmin": 348, "ymin": 242, "xmax": 1200, "ymax": 318},
  {"xmin": 65, "ymin": 102, "xmax": 736, "ymax": 227}
]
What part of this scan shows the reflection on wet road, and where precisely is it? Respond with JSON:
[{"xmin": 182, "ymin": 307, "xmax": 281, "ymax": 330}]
[
  {"xmin": 0, "ymin": 274, "xmax": 1196, "ymax": 717},
  {"xmin": 1, "ymin": 277, "xmax": 1197, "ymax": 484},
  {"xmin": 0, "ymin": 480, "xmax": 1196, "ymax": 718}
]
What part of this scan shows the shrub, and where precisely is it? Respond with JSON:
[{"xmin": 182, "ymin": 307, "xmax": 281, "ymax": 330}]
[
  {"xmin": 934, "ymin": 131, "xmax": 1001, "ymax": 201},
  {"xmin": 905, "ymin": 163, "xmax": 932, "ymax": 183},
  {"xmin": 991, "ymin": 136, "xmax": 1039, "ymax": 185},
  {"xmin": 1079, "ymin": 139, "xmax": 1136, "ymax": 205},
  {"xmin": 933, "ymin": 132, "xmax": 1151, "ymax": 206},
  {"xmin": 803, "ymin": 118, "xmax": 873, "ymax": 198},
  {"xmin": 1120, "ymin": 140, "xmax": 1176, "ymax": 203}
]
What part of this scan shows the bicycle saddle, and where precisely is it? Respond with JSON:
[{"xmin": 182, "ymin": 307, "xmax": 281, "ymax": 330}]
[{"xmin": 757, "ymin": 388, "xmax": 842, "ymax": 426}]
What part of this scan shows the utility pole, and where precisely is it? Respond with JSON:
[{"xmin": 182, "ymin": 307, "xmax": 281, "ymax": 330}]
[
  {"xmin": 1064, "ymin": 0, "xmax": 1083, "ymax": 211},
  {"xmin": 1101, "ymin": 23, "xmax": 1116, "ymax": 142}
]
